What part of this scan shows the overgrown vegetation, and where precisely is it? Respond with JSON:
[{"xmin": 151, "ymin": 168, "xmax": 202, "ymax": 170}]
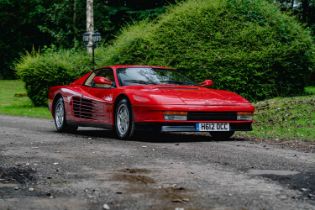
[
  {"xmin": 274, "ymin": 0, "xmax": 315, "ymax": 36},
  {"xmin": 16, "ymin": 0, "xmax": 315, "ymax": 106},
  {"xmin": 0, "ymin": 80, "xmax": 50, "ymax": 118},
  {"xmin": 305, "ymin": 86, "xmax": 315, "ymax": 94},
  {"xmin": 16, "ymin": 48, "xmax": 91, "ymax": 106},
  {"xmin": 1, "ymin": 0, "xmax": 314, "ymax": 80},
  {"xmin": 240, "ymin": 94, "xmax": 315, "ymax": 141},
  {"xmin": 98, "ymin": 0, "xmax": 315, "ymax": 101},
  {"xmin": 0, "ymin": 0, "xmax": 179, "ymax": 79}
]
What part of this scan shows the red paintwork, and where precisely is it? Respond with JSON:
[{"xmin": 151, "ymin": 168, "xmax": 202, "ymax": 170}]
[
  {"xmin": 199, "ymin": 79, "xmax": 213, "ymax": 87},
  {"xmin": 93, "ymin": 76, "xmax": 112, "ymax": 85},
  {"xmin": 48, "ymin": 65, "xmax": 254, "ymax": 129}
]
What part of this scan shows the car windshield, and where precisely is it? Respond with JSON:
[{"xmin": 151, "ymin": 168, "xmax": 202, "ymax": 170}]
[{"xmin": 117, "ymin": 68, "xmax": 195, "ymax": 86}]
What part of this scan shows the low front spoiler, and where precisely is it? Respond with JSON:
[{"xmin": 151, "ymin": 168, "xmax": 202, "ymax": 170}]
[
  {"xmin": 135, "ymin": 123, "xmax": 252, "ymax": 132},
  {"xmin": 161, "ymin": 126, "xmax": 196, "ymax": 132}
]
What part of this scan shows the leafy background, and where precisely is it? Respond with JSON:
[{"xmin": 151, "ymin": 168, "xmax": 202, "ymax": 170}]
[
  {"xmin": 15, "ymin": 0, "xmax": 315, "ymax": 106},
  {"xmin": 1, "ymin": 0, "xmax": 315, "ymax": 80}
]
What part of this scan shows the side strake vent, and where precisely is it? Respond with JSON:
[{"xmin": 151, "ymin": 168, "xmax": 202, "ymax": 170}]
[{"xmin": 72, "ymin": 97, "xmax": 104, "ymax": 120}]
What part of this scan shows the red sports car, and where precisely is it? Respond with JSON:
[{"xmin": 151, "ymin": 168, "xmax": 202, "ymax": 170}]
[{"xmin": 48, "ymin": 65, "xmax": 254, "ymax": 139}]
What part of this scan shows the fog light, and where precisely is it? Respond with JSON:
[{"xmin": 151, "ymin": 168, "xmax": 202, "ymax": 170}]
[
  {"xmin": 164, "ymin": 111, "xmax": 187, "ymax": 121},
  {"xmin": 237, "ymin": 112, "xmax": 253, "ymax": 121}
]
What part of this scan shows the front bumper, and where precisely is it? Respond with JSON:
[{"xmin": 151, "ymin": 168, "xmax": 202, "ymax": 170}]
[
  {"xmin": 132, "ymin": 104, "xmax": 255, "ymax": 123},
  {"xmin": 135, "ymin": 122, "xmax": 252, "ymax": 132}
]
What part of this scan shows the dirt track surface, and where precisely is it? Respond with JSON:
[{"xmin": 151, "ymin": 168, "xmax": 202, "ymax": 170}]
[{"xmin": 0, "ymin": 115, "xmax": 314, "ymax": 210}]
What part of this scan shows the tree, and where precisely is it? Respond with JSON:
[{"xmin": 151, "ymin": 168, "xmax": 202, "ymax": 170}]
[
  {"xmin": 275, "ymin": 0, "xmax": 315, "ymax": 34},
  {"xmin": 0, "ymin": 0, "xmax": 51, "ymax": 79},
  {"xmin": 0, "ymin": 0, "xmax": 178, "ymax": 79},
  {"xmin": 86, "ymin": 0, "xmax": 94, "ymax": 54}
]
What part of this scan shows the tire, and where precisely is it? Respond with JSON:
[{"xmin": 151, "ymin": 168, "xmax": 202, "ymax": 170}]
[
  {"xmin": 53, "ymin": 97, "xmax": 78, "ymax": 132},
  {"xmin": 209, "ymin": 131, "xmax": 235, "ymax": 140},
  {"xmin": 114, "ymin": 98, "xmax": 135, "ymax": 139}
]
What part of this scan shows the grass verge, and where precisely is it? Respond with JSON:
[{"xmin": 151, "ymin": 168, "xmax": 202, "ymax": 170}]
[
  {"xmin": 239, "ymin": 93, "xmax": 315, "ymax": 142},
  {"xmin": 305, "ymin": 86, "xmax": 315, "ymax": 95},
  {"xmin": 0, "ymin": 80, "xmax": 50, "ymax": 119}
]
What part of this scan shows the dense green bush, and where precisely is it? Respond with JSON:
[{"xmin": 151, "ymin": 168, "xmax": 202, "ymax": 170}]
[
  {"xmin": 98, "ymin": 0, "xmax": 315, "ymax": 101},
  {"xmin": 16, "ymin": 48, "xmax": 91, "ymax": 106},
  {"xmin": 16, "ymin": 0, "xmax": 315, "ymax": 106}
]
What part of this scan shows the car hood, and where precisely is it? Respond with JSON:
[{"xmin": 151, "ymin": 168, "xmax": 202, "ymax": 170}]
[{"xmin": 128, "ymin": 85, "xmax": 251, "ymax": 106}]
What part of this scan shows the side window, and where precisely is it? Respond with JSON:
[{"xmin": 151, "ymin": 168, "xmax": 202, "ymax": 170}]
[
  {"xmin": 84, "ymin": 68, "xmax": 116, "ymax": 88},
  {"xmin": 84, "ymin": 72, "xmax": 96, "ymax": 87}
]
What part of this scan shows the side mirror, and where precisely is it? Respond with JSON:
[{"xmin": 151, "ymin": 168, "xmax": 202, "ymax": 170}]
[
  {"xmin": 93, "ymin": 76, "xmax": 113, "ymax": 86},
  {"xmin": 199, "ymin": 79, "xmax": 213, "ymax": 87}
]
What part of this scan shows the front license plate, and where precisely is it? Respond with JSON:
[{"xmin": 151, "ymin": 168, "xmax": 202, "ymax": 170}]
[{"xmin": 196, "ymin": 123, "xmax": 230, "ymax": 131}]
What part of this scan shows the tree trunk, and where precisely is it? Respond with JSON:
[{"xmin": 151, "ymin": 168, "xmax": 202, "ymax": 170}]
[
  {"xmin": 301, "ymin": 0, "xmax": 309, "ymax": 22},
  {"xmin": 86, "ymin": 0, "xmax": 94, "ymax": 54},
  {"xmin": 291, "ymin": 0, "xmax": 295, "ymax": 9},
  {"xmin": 73, "ymin": 0, "xmax": 78, "ymax": 47}
]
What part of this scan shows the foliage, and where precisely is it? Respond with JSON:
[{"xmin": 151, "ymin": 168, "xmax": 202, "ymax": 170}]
[
  {"xmin": 0, "ymin": 80, "xmax": 50, "ymax": 118},
  {"xmin": 15, "ymin": 0, "xmax": 315, "ymax": 106},
  {"xmin": 305, "ymin": 85, "xmax": 315, "ymax": 94},
  {"xmin": 16, "ymin": 48, "xmax": 91, "ymax": 106},
  {"xmin": 240, "ymin": 92, "xmax": 315, "ymax": 141},
  {"xmin": 0, "ymin": 0, "xmax": 178, "ymax": 79},
  {"xmin": 1, "ymin": 0, "xmax": 314, "ymax": 80},
  {"xmin": 0, "ymin": 0, "xmax": 51, "ymax": 79},
  {"xmin": 274, "ymin": 0, "xmax": 315, "ymax": 35},
  {"xmin": 38, "ymin": 0, "xmax": 178, "ymax": 48},
  {"xmin": 97, "ymin": 0, "xmax": 315, "ymax": 101}
]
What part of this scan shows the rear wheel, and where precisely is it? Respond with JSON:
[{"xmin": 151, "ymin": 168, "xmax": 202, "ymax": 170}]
[
  {"xmin": 54, "ymin": 97, "xmax": 78, "ymax": 132},
  {"xmin": 209, "ymin": 131, "xmax": 235, "ymax": 140},
  {"xmin": 115, "ymin": 98, "xmax": 135, "ymax": 139}
]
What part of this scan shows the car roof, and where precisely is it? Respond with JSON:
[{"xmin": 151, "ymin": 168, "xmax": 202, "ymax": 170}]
[{"xmin": 100, "ymin": 64, "xmax": 175, "ymax": 70}]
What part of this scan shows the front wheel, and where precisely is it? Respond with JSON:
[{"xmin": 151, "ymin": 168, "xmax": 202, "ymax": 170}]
[
  {"xmin": 114, "ymin": 99, "xmax": 135, "ymax": 139},
  {"xmin": 54, "ymin": 97, "xmax": 78, "ymax": 132},
  {"xmin": 209, "ymin": 131, "xmax": 235, "ymax": 140}
]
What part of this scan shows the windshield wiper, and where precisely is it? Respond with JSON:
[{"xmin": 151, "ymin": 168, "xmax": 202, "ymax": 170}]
[
  {"xmin": 160, "ymin": 80, "xmax": 194, "ymax": 85},
  {"xmin": 124, "ymin": 79, "xmax": 157, "ymax": 85}
]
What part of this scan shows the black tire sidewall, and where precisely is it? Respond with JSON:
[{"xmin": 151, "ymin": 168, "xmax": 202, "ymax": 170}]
[
  {"xmin": 115, "ymin": 99, "xmax": 134, "ymax": 139},
  {"xmin": 54, "ymin": 97, "xmax": 66, "ymax": 132},
  {"xmin": 53, "ymin": 97, "xmax": 78, "ymax": 132}
]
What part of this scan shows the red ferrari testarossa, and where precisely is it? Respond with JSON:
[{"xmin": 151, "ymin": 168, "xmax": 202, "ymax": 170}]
[{"xmin": 48, "ymin": 65, "xmax": 254, "ymax": 139}]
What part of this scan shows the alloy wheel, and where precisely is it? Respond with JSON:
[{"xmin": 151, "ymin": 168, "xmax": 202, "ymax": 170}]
[
  {"xmin": 55, "ymin": 98, "xmax": 64, "ymax": 129},
  {"xmin": 116, "ymin": 103, "xmax": 130, "ymax": 136}
]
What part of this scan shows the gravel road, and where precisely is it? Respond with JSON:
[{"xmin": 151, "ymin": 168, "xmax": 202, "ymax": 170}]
[{"xmin": 0, "ymin": 115, "xmax": 314, "ymax": 210}]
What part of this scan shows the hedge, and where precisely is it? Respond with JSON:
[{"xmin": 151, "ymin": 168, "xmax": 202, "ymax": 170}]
[
  {"xmin": 16, "ymin": 0, "xmax": 315, "ymax": 106},
  {"xmin": 98, "ymin": 0, "xmax": 315, "ymax": 101},
  {"xmin": 16, "ymin": 48, "xmax": 91, "ymax": 106}
]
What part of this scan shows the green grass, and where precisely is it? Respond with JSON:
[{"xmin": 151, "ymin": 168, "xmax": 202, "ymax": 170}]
[
  {"xmin": 0, "ymin": 80, "xmax": 50, "ymax": 119},
  {"xmin": 239, "ymin": 87, "xmax": 315, "ymax": 141},
  {"xmin": 305, "ymin": 86, "xmax": 315, "ymax": 95}
]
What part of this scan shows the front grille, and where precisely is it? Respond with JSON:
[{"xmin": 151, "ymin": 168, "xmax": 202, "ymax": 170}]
[{"xmin": 187, "ymin": 112, "xmax": 237, "ymax": 121}]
